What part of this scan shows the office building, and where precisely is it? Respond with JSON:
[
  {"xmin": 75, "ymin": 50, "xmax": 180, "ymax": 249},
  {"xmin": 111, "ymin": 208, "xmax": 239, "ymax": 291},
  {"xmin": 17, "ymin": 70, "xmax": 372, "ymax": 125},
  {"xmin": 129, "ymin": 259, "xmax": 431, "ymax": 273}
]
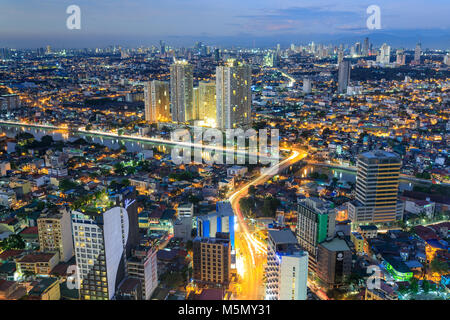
[
  {"xmin": 71, "ymin": 187, "xmax": 139, "ymax": 300},
  {"xmin": 197, "ymin": 201, "xmax": 235, "ymax": 250},
  {"xmin": 296, "ymin": 197, "xmax": 336, "ymax": 272},
  {"xmin": 348, "ymin": 151, "xmax": 403, "ymax": 224},
  {"xmin": 144, "ymin": 80, "xmax": 170, "ymax": 123},
  {"xmin": 337, "ymin": 50, "xmax": 344, "ymax": 65},
  {"xmin": 377, "ymin": 43, "xmax": 391, "ymax": 64},
  {"xmin": 170, "ymin": 60, "xmax": 194, "ymax": 123},
  {"xmin": 126, "ymin": 243, "xmax": 158, "ymax": 300},
  {"xmin": 174, "ymin": 217, "xmax": 193, "ymax": 242},
  {"xmin": 37, "ymin": 206, "xmax": 74, "ymax": 262},
  {"xmin": 338, "ymin": 60, "xmax": 351, "ymax": 94},
  {"xmin": 177, "ymin": 203, "xmax": 194, "ymax": 218},
  {"xmin": 316, "ymin": 236, "xmax": 352, "ymax": 289},
  {"xmin": 396, "ymin": 49, "xmax": 406, "ymax": 66},
  {"xmin": 192, "ymin": 232, "xmax": 231, "ymax": 288},
  {"xmin": 216, "ymin": 60, "xmax": 252, "ymax": 129},
  {"xmin": 266, "ymin": 229, "xmax": 308, "ymax": 300},
  {"xmin": 414, "ymin": 43, "xmax": 422, "ymax": 64},
  {"xmin": 363, "ymin": 37, "xmax": 370, "ymax": 56}
]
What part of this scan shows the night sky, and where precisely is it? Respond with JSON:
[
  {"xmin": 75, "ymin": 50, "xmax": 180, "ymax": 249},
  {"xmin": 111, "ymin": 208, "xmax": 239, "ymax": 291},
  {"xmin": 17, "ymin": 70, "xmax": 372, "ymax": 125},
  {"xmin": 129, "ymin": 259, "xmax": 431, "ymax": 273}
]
[{"xmin": 1, "ymin": 0, "xmax": 449, "ymax": 48}]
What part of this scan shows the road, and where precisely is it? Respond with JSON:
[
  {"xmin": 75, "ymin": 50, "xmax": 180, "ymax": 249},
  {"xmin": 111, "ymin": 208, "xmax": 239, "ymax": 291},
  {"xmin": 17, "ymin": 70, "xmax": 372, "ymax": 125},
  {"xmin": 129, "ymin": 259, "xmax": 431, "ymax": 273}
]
[{"xmin": 229, "ymin": 149, "xmax": 307, "ymax": 300}]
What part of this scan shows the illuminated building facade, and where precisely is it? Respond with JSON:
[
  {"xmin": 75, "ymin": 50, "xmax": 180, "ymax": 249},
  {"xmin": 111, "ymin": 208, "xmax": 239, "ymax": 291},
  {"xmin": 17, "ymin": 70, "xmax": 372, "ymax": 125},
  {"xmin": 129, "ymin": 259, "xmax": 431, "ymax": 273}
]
[
  {"xmin": 197, "ymin": 201, "xmax": 235, "ymax": 250},
  {"xmin": 197, "ymin": 81, "xmax": 216, "ymax": 127},
  {"xmin": 37, "ymin": 206, "xmax": 74, "ymax": 262},
  {"xmin": 348, "ymin": 151, "xmax": 403, "ymax": 224},
  {"xmin": 144, "ymin": 80, "xmax": 170, "ymax": 123},
  {"xmin": 216, "ymin": 60, "xmax": 252, "ymax": 129},
  {"xmin": 71, "ymin": 188, "xmax": 139, "ymax": 300},
  {"xmin": 170, "ymin": 60, "xmax": 194, "ymax": 123},
  {"xmin": 266, "ymin": 229, "xmax": 308, "ymax": 300},
  {"xmin": 296, "ymin": 197, "xmax": 335, "ymax": 272},
  {"xmin": 192, "ymin": 232, "xmax": 231, "ymax": 288},
  {"xmin": 316, "ymin": 236, "xmax": 352, "ymax": 289}
]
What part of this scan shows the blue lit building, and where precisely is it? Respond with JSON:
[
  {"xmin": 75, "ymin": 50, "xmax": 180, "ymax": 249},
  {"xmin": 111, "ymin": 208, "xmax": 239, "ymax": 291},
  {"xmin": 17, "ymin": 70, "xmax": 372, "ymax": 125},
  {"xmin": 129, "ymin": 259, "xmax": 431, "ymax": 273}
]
[{"xmin": 197, "ymin": 201, "xmax": 235, "ymax": 250}]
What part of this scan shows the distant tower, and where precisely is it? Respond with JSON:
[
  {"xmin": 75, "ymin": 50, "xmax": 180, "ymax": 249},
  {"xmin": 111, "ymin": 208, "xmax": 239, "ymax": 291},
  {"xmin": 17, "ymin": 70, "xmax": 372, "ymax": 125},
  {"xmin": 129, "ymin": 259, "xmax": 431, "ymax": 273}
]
[
  {"xmin": 363, "ymin": 37, "xmax": 370, "ymax": 56},
  {"xmin": 414, "ymin": 43, "xmax": 422, "ymax": 64},
  {"xmin": 377, "ymin": 43, "xmax": 391, "ymax": 64},
  {"xmin": 396, "ymin": 49, "xmax": 406, "ymax": 66},
  {"xmin": 170, "ymin": 60, "xmax": 194, "ymax": 123},
  {"xmin": 337, "ymin": 50, "xmax": 344, "ymax": 65},
  {"xmin": 338, "ymin": 60, "xmax": 351, "ymax": 94},
  {"xmin": 444, "ymin": 53, "xmax": 450, "ymax": 66},
  {"xmin": 159, "ymin": 40, "xmax": 165, "ymax": 55},
  {"xmin": 46, "ymin": 45, "xmax": 52, "ymax": 55}
]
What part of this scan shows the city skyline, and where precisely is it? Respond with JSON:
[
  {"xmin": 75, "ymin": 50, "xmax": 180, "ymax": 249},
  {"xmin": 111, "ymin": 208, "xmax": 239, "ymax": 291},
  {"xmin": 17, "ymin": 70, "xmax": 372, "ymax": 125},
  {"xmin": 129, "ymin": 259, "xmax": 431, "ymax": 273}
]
[{"xmin": 1, "ymin": 0, "xmax": 450, "ymax": 48}]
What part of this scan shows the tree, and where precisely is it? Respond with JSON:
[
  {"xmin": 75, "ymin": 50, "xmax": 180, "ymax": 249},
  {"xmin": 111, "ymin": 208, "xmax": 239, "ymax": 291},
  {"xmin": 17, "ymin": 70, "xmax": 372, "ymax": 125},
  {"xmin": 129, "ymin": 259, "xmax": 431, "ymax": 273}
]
[
  {"xmin": 40, "ymin": 135, "xmax": 54, "ymax": 147},
  {"xmin": 239, "ymin": 197, "xmax": 256, "ymax": 218},
  {"xmin": 0, "ymin": 234, "xmax": 25, "ymax": 250},
  {"xmin": 409, "ymin": 278, "xmax": 419, "ymax": 294},
  {"xmin": 430, "ymin": 257, "xmax": 449, "ymax": 275},
  {"xmin": 422, "ymin": 280, "xmax": 431, "ymax": 293},
  {"xmin": 248, "ymin": 185, "xmax": 256, "ymax": 196},
  {"xmin": 188, "ymin": 194, "xmax": 201, "ymax": 204},
  {"xmin": 185, "ymin": 240, "xmax": 193, "ymax": 251},
  {"xmin": 262, "ymin": 196, "xmax": 280, "ymax": 217},
  {"xmin": 59, "ymin": 179, "xmax": 79, "ymax": 192}
]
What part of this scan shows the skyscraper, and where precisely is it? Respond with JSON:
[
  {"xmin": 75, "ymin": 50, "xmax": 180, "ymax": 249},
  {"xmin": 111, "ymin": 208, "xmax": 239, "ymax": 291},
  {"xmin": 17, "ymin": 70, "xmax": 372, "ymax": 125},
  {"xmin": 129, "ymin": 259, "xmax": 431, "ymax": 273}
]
[
  {"xmin": 144, "ymin": 80, "xmax": 170, "ymax": 123},
  {"xmin": 338, "ymin": 60, "xmax": 351, "ymax": 94},
  {"xmin": 296, "ymin": 197, "xmax": 336, "ymax": 272},
  {"xmin": 377, "ymin": 43, "xmax": 391, "ymax": 64},
  {"xmin": 197, "ymin": 81, "xmax": 217, "ymax": 126},
  {"xmin": 396, "ymin": 49, "xmax": 406, "ymax": 66},
  {"xmin": 266, "ymin": 229, "xmax": 308, "ymax": 300},
  {"xmin": 414, "ymin": 43, "xmax": 422, "ymax": 64},
  {"xmin": 216, "ymin": 60, "xmax": 252, "ymax": 129},
  {"xmin": 170, "ymin": 60, "xmax": 194, "ymax": 123},
  {"xmin": 337, "ymin": 50, "xmax": 344, "ymax": 65},
  {"xmin": 71, "ymin": 187, "xmax": 139, "ymax": 300},
  {"xmin": 363, "ymin": 37, "xmax": 370, "ymax": 56},
  {"xmin": 348, "ymin": 151, "xmax": 404, "ymax": 224}
]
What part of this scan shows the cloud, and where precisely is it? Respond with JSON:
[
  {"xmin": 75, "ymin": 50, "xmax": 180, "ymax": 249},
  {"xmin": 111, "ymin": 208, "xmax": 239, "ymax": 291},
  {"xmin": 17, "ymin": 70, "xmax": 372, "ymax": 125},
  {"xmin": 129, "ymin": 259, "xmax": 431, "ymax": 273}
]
[{"xmin": 235, "ymin": 6, "xmax": 364, "ymax": 34}]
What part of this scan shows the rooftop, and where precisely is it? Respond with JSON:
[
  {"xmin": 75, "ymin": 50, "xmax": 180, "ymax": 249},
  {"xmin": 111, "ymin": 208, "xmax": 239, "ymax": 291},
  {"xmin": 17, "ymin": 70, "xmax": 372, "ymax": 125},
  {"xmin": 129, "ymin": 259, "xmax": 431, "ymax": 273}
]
[
  {"xmin": 268, "ymin": 229, "xmax": 297, "ymax": 245},
  {"xmin": 320, "ymin": 237, "xmax": 351, "ymax": 252}
]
